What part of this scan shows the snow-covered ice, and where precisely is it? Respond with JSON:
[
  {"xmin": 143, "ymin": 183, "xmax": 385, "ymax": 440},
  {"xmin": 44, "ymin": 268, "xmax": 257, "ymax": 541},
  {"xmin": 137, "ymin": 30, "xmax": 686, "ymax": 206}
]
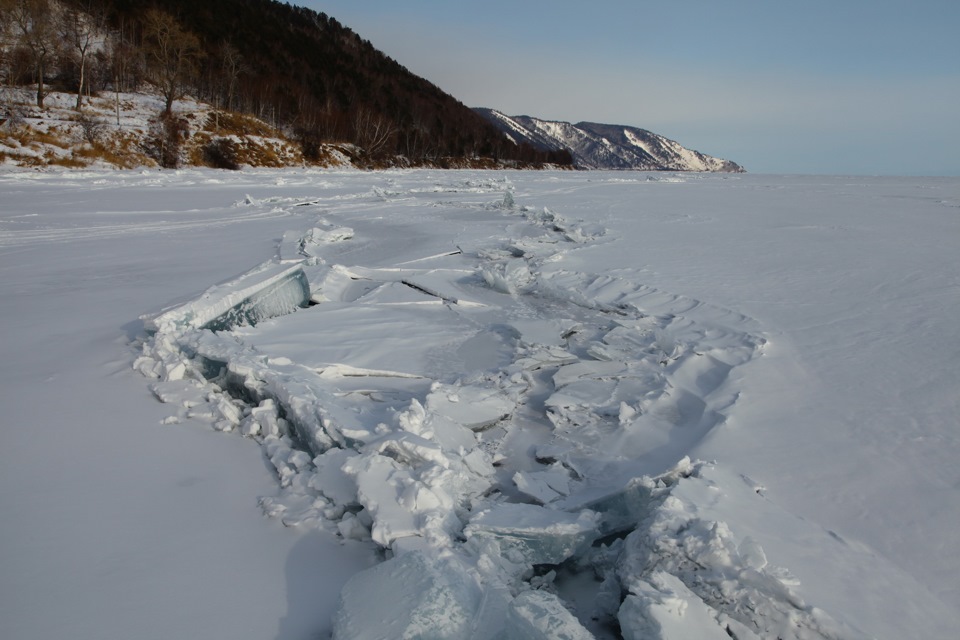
[{"xmin": 2, "ymin": 168, "xmax": 959, "ymax": 639}]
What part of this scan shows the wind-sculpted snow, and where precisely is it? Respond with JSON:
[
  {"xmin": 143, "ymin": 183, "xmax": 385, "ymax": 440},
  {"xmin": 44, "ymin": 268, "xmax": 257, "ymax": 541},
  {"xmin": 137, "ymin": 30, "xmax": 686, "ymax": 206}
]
[{"xmin": 135, "ymin": 175, "xmax": 878, "ymax": 639}]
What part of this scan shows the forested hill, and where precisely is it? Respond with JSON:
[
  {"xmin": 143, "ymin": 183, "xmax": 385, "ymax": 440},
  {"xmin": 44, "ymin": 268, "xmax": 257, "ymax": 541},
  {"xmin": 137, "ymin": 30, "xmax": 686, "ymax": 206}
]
[{"xmin": 58, "ymin": 0, "xmax": 571, "ymax": 165}]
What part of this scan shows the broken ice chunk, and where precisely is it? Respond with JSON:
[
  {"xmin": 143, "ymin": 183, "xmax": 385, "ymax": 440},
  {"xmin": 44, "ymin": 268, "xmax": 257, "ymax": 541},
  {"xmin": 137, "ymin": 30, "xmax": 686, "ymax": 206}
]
[
  {"xmin": 462, "ymin": 449, "xmax": 496, "ymax": 478},
  {"xmin": 342, "ymin": 453, "xmax": 425, "ymax": 546},
  {"xmin": 425, "ymin": 383, "xmax": 515, "ymax": 432},
  {"xmin": 353, "ymin": 281, "xmax": 442, "ymax": 305},
  {"xmin": 480, "ymin": 259, "xmax": 534, "ymax": 295},
  {"xmin": 619, "ymin": 401, "xmax": 639, "ymax": 426},
  {"xmin": 237, "ymin": 300, "xmax": 485, "ymax": 380},
  {"xmin": 240, "ymin": 398, "xmax": 285, "ymax": 438},
  {"xmin": 464, "ymin": 503, "xmax": 599, "ymax": 566},
  {"xmin": 513, "ymin": 464, "xmax": 572, "ymax": 505},
  {"xmin": 362, "ymin": 432, "xmax": 449, "ymax": 468},
  {"xmin": 308, "ymin": 264, "xmax": 368, "ymax": 303},
  {"xmin": 396, "ymin": 395, "xmax": 475, "ymax": 453},
  {"xmin": 202, "ymin": 269, "xmax": 310, "ymax": 332},
  {"xmin": 502, "ymin": 590, "xmax": 594, "ymax": 640},
  {"xmin": 263, "ymin": 437, "xmax": 312, "ymax": 488},
  {"xmin": 619, "ymin": 571, "xmax": 731, "ymax": 640},
  {"xmin": 149, "ymin": 379, "xmax": 208, "ymax": 408},
  {"xmin": 336, "ymin": 513, "xmax": 369, "ymax": 541},
  {"xmin": 401, "ymin": 268, "xmax": 486, "ymax": 307},
  {"xmin": 144, "ymin": 264, "xmax": 310, "ymax": 334},
  {"xmin": 513, "ymin": 473, "xmax": 563, "ymax": 505},
  {"xmin": 308, "ymin": 448, "xmax": 360, "ymax": 506},
  {"xmin": 301, "ymin": 226, "xmax": 354, "ymax": 257},
  {"xmin": 278, "ymin": 230, "xmax": 305, "ymax": 262},
  {"xmin": 738, "ymin": 536, "xmax": 768, "ymax": 571},
  {"xmin": 514, "ymin": 347, "xmax": 579, "ymax": 373},
  {"xmin": 332, "ymin": 551, "xmax": 481, "ymax": 640},
  {"xmin": 553, "ymin": 360, "xmax": 630, "ymax": 389},
  {"xmin": 342, "ymin": 446, "xmax": 469, "ymax": 547},
  {"xmin": 580, "ymin": 476, "xmax": 659, "ymax": 536}
]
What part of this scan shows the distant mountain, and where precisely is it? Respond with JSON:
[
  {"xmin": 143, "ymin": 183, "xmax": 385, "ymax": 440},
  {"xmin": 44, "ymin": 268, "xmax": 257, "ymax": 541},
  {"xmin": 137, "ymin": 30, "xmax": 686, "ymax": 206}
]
[{"xmin": 475, "ymin": 109, "xmax": 744, "ymax": 172}]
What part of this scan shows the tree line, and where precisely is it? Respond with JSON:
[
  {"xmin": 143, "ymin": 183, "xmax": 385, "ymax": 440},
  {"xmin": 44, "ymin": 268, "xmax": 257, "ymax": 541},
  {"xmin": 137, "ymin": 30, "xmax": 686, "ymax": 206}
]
[{"xmin": 0, "ymin": 0, "xmax": 574, "ymax": 167}]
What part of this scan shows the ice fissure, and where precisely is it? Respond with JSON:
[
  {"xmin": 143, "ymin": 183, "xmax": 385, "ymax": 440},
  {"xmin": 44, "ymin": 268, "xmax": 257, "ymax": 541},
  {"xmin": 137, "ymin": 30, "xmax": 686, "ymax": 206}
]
[{"xmin": 135, "ymin": 177, "xmax": 867, "ymax": 639}]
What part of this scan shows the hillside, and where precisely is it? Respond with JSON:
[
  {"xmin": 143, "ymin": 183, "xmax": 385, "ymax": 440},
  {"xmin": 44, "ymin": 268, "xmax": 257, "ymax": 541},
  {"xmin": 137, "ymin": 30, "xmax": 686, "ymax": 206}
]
[
  {"xmin": 477, "ymin": 108, "xmax": 744, "ymax": 172},
  {"xmin": 0, "ymin": 88, "xmax": 353, "ymax": 169},
  {"xmin": 1, "ymin": 0, "xmax": 570, "ymax": 167},
  {"xmin": 2, "ymin": 0, "xmax": 741, "ymax": 171}
]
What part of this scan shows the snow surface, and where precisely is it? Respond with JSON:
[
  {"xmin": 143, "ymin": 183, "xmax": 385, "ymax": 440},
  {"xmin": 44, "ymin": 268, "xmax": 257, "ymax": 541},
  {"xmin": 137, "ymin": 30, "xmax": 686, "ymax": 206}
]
[{"xmin": 1, "ymin": 168, "xmax": 958, "ymax": 639}]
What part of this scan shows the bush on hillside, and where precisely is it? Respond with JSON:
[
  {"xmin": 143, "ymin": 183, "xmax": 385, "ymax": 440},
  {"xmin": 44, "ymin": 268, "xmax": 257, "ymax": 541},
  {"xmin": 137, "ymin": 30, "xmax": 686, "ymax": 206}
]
[
  {"xmin": 144, "ymin": 112, "xmax": 188, "ymax": 168},
  {"xmin": 202, "ymin": 137, "xmax": 240, "ymax": 170}
]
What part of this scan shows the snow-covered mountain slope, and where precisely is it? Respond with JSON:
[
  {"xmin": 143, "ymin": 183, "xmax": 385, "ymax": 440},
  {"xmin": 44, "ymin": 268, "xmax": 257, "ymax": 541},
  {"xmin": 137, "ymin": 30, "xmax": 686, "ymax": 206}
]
[{"xmin": 476, "ymin": 108, "xmax": 744, "ymax": 172}]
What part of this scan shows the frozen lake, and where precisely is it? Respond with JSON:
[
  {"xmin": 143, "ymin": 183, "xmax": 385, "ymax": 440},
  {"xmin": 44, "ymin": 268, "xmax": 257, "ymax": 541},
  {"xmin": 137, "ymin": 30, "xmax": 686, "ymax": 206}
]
[{"xmin": 1, "ymin": 169, "xmax": 958, "ymax": 639}]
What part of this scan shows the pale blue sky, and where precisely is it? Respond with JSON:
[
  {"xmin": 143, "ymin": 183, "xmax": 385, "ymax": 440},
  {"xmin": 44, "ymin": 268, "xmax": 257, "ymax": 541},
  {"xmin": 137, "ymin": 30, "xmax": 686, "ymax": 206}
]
[{"xmin": 298, "ymin": 1, "xmax": 959, "ymax": 175}]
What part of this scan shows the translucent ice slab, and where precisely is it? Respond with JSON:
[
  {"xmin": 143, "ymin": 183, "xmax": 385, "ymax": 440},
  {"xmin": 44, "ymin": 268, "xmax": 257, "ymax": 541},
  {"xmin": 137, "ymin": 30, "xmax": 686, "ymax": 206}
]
[
  {"xmin": 503, "ymin": 590, "xmax": 594, "ymax": 640},
  {"xmin": 232, "ymin": 301, "xmax": 516, "ymax": 380},
  {"xmin": 464, "ymin": 503, "xmax": 599, "ymax": 566},
  {"xmin": 332, "ymin": 550, "xmax": 482, "ymax": 640},
  {"xmin": 144, "ymin": 263, "xmax": 310, "ymax": 333}
]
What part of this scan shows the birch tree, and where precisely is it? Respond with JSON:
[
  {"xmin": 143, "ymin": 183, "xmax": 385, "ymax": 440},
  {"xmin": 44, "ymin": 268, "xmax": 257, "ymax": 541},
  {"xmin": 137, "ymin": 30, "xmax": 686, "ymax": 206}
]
[
  {"xmin": 354, "ymin": 107, "xmax": 397, "ymax": 158},
  {"xmin": 3, "ymin": 0, "xmax": 56, "ymax": 108},
  {"xmin": 142, "ymin": 9, "xmax": 201, "ymax": 117},
  {"xmin": 59, "ymin": 3, "xmax": 101, "ymax": 110}
]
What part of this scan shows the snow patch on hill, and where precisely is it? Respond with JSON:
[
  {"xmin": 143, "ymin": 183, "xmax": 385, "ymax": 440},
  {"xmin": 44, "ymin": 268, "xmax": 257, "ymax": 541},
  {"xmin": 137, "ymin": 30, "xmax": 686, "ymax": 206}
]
[{"xmin": 0, "ymin": 88, "xmax": 352, "ymax": 170}]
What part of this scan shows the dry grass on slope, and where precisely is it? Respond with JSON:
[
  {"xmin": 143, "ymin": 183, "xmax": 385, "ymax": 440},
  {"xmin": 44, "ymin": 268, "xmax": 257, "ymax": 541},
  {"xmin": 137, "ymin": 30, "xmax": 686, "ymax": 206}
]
[{"xmin": 0, "ymin": 89, "xmax": 350, "ymax": 171}]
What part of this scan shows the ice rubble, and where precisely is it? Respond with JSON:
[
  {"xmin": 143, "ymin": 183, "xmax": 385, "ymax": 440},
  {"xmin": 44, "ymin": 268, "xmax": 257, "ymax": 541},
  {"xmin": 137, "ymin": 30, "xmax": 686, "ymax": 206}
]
[
  {"xmin": 135, "ymin": 179, "xmax": 866, "ymax": 639},
  {"xmin": 464, "ymin": 504, "xmax": 600, "ymax": 566},
  {"xmin": 504, "ymin": 590, "xmax": 596, "ymax": 640},
  {"xmin": 332, "ymin": 550, "xmax": 482, "ymax": 639}
]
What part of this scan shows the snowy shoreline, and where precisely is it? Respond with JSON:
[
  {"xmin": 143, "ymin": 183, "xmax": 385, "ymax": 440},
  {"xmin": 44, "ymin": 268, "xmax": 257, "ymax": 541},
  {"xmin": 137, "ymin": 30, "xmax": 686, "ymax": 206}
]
[{"xmin": 2, "ymin": 169, "xmax": 958, "ymax": 638}]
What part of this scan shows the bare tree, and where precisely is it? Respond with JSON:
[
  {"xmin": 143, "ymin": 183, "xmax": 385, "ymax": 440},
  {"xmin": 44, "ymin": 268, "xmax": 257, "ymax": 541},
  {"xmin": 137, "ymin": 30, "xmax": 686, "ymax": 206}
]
[
  {"xmin": 0, "ymin": 1, "xmax": 11, "ymax": 84},
  {"xmin": 400, "ymin": 113, "xmax": 433, "ymax": 160},
  {"xmin": 3, "ymin": 0, "xmax": 56, "ymax": 108},
  {"xmin": 59, "ymin": 3, "xmax": 102, "ymax": 110},
  {"xmin": 108, "ymin": 15, "xmax": 141, "ymax": 94},
  {"xmin": 353, "ymin": 107, "xmax": 397, "ymax": 158},
  {"xmin": 141, "ymin": 9, "xmax": 201, "ymax": 117},
  {"xmin": 219, "ymin": 41, "xmax": 242, "ymax": 112}
]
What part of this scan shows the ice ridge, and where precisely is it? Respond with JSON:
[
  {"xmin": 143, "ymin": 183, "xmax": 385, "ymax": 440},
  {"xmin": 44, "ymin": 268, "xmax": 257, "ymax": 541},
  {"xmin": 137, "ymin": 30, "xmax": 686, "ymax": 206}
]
[{"xmin": 134, "ymin": 176, "xmax": 867, "ymax": 639}]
